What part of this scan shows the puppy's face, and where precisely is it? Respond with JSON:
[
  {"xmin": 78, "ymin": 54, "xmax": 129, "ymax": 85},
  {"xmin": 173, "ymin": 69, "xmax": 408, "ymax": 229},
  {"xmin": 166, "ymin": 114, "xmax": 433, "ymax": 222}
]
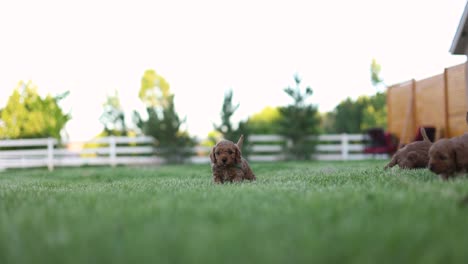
[
  {"xmin": 210, "ymin": 141, "xmax": 241, "ymax": 167},
  {"xmin": 428, "ymin": 139, "xmax": 456, "ymax": 175}
]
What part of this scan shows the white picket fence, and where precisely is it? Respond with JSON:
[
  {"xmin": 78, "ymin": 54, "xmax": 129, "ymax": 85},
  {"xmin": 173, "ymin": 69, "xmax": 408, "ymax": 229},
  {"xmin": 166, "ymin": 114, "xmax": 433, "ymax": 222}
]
[{"xmin": 0, "ymin": 134, "xmax": 387, "ymax": 170}]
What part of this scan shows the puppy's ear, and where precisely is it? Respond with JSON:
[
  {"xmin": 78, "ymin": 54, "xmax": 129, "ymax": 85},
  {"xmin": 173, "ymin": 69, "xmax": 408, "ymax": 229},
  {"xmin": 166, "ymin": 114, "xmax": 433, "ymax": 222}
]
[
  {"xmin": 234, "ymin": 145, "xmax": 242, "ymax": 164},
  {"xmin": 236, "ymin": 134, "xmax": 244, "ymax": 150},
  {"xmin": 209, "ymin": 147, "xmax": 217, "ymax": 164}
]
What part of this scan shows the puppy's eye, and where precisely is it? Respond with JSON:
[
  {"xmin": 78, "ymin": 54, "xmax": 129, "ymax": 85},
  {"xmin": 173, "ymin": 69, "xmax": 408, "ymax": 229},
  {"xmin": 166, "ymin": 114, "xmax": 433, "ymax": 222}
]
[
  {"xmin": 228, "ymin": 150, "xmax": 233, "ymax": 155},
  {"xmin": 215, "ymin": 151, "xmax": 220, "ymax": 155}
]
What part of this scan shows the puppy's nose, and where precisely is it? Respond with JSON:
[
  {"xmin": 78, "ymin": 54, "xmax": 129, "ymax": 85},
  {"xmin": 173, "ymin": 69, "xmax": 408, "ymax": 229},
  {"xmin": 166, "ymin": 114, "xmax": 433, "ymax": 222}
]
[{"xmin": 222, "ymin": 158, "xmax": 227, "ymax": 163}]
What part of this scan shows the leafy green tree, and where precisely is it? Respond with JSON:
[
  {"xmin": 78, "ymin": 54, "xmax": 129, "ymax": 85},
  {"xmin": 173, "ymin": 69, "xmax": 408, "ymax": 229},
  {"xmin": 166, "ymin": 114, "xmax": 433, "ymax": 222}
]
[
  {"xmin": 200, "ymin": 130, "xmax": 223, "ymax": 148},
  {"xmin": 99, "ymin": 90, "xmax": 128, "ymax": 136},
  {"xmin": 133, "ymin": 70, "xmax": 194, "ymax": 163},
  {"xmin": 320, "ymin": 111, "xmax": 337, "ymax": 134},
  {"xmin": 367, "ymin": 58, "xmax": 387, "ymax": 130},
  {"xmin": 333, "ymin": 97, "xmax": 365, "ymax": 133},
  {"xmin": 0, "ymin": 81, "xmax": 70, "ymax": 139},
  {"xmin": 361, "ymin": 92, "xmax": 387, "ymax": 131},
  {"xmin": 245, "ymin": 106, "xmax": 281, "ymax": 134},
  {"xmin": 139, "ymin": 69, "xmax": 171, "ymax": 108},
  {"xmin": 278, "ymin": 75, "xmax": 320, "ymax": 160},
  {"xmin": 326, "ymin": 60, "xmax": 388, "ymax": 133},
  {"xmin": 332, "ymin": 93, "xmax": 387, "ymax": 133},
  {"xmin": 371, "ymin": 58, "xmax": 384, "ymax": 87}
]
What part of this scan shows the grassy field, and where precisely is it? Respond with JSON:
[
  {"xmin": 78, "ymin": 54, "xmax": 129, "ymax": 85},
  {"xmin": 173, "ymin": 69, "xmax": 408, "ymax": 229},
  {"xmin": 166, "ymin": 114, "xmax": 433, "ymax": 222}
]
[{"xmin": 1, "ymin": 161, "xmax": 468, "ymax": 264}]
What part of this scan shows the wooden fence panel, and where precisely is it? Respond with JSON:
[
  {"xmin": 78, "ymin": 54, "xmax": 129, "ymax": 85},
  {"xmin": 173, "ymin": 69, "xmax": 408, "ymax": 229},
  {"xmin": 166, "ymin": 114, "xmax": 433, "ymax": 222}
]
[
  {"xmin": 387, "ymin": 63, "xmax": 467, "ymax": 141},
  {"xmin": 414, "ymin": 74, "xmax": 446, "ymax": 138},
  {"xmin": 446, "ymin": 64, "xmax": 468, "ymax": 136},
  {"xmin": 387, "ymin": 80, "xmax": 414, "ymax": 144}
]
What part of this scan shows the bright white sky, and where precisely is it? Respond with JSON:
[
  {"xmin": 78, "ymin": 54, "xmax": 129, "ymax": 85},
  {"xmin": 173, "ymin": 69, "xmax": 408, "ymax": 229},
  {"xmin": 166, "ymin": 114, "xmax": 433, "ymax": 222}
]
[{"xmin": 0, "ymin": 0, "xmax": 467, "ymax": 140}]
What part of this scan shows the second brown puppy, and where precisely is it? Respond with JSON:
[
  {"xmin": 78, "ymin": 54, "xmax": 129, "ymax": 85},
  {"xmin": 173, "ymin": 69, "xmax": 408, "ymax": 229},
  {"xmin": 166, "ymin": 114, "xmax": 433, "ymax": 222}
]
[
  {"xmin": 428, "ymin": 133, "xmax": 468, "ymax": 180},
  {"xmin": 384, "ymin": 127, "xmax": 432, "ymax": 170}
]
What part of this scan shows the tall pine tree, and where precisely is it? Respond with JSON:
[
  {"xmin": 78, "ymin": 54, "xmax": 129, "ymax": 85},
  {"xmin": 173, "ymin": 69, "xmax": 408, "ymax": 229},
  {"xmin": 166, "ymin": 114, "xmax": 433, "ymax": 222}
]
[
  {"xmin": 213, "ymin": 89, "xmax": 250, "ymax": 154},
  {"xmin": 278, "ymin": 75, "xmax": 320, "ymax": 160}
]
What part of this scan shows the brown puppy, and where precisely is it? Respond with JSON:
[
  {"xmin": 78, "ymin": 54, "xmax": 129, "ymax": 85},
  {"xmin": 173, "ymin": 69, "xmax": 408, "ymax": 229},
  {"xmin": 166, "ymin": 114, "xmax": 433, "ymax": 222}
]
[
  {"xmin": 210, "ymin": 135, "xmax": 256, "ymax": 183},
  {"xmin": 428, "ymin": 133, "xmax": 468, "ymax": 180},
  {"xmin": 384, "ymin": 127, "xmax": 432, "ymax": 169}
]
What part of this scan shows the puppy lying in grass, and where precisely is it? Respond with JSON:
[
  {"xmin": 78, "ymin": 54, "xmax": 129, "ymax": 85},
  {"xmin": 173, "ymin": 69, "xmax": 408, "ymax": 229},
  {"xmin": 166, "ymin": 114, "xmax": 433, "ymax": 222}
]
[
  {"xmin": 428, "ymin": 133, "xmax": 468, "ymax": 180},
  {"xmin": 384, "ymin": 127, "xmax": 432, "ymax": 170}
]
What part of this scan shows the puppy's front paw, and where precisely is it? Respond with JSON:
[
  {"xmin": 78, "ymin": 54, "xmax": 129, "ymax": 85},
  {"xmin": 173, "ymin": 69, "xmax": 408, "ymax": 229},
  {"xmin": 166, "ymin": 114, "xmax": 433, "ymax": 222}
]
[{"xmin": 213, "ymin": 176, "xmax": 223, "ymax": 184}]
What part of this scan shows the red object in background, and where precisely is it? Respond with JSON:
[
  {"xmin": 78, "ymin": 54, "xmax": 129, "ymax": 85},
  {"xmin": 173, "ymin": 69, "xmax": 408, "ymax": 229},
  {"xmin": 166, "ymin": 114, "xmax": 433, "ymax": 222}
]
[{"xmin": 363, "ymin": 128, "xmax": 398, "ymax": 155}]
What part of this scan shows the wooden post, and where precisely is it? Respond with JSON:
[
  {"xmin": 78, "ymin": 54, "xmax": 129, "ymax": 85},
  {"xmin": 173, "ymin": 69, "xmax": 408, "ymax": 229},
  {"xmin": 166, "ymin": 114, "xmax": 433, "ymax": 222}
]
[
  {"xmin": 341, "ymin": 133, "xmax": 349, "ymax": 160},
  {"xmin": 411, "ymin": 79, "xmax": 417, "ymax": 139},
  {"xmin": 443, "ymin": 68, "xmax": 450, "ymax": 138},
  {"xmin": 47, "ymin": 138, "xmax": 54, "ymax": 171},
  {"xmin": 465, "ymin": 62, "xmax": 468, "ymax": 126},
  {"xmin": 387, "ymin": 85, "xmax": 392, "ymax": 133},
  {"xmin": 109, "ymin": 136, "xmax": 116, "ymax": 167},
  {"xmin": 399, "ymin": 79, "xmax": 416, "ymax": 147}
]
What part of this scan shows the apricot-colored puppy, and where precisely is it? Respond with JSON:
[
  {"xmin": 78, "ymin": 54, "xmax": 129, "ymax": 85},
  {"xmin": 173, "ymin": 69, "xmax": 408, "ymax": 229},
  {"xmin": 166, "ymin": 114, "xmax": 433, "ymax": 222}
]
[{"xmin": 210, "ymin": 135, "xmax": 256, "ymax": 183}]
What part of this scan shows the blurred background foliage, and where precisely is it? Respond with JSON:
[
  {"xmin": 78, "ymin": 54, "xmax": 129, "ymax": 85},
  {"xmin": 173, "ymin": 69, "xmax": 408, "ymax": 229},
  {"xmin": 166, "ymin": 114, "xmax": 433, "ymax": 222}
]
[
  {"xmin": 133, "ymin": 70, "xmax": 195, "ymax": 163},
  {"xmin": 211, "ymin": 89, "xmax": 250, "ymax": 154},
  {"xmin": 0, "ymin": 60, "xmax": 388, "ymax": 161},
  {"xmin": 99, "ymin": 90, "xmax": 128, "ymax": 136},
  {"xmin": 277, "ymin": 74, "xmax": 320, "ymax": 160},
  {"xmin": 138, "ymin": 69, "xmax": 171, "ymax": 108},
  {"xmin": 246, "ymin": 106, "xmax": 281, "ymax": 134},
  {"xmin": 321, "ymin": 59, "xmax": 387, "ymax": 134},
  {"xmin": 0, "ymin": 81, "xmax": 70, "ymax": 139},
  {"xmin": 326, "ymin": 92, "xmax": 387, "ymax": 134}
]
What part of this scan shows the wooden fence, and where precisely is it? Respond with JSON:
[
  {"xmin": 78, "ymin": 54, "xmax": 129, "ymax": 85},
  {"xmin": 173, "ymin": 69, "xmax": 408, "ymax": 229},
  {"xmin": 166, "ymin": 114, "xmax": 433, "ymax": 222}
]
[
  {"xmin": 387, "ymin": 63, "xmax": 468, "ymax": 144},
  {"xmin": 0, "ymin": 134, "xmax": 386, "ymax": 170}
]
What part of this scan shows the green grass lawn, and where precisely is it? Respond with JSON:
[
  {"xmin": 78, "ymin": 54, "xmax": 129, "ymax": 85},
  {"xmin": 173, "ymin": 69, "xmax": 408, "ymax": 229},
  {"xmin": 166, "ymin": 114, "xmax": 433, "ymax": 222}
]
[{"xmin": 1, "ymin": 161, "xmax": 468, "ymax": 264}]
